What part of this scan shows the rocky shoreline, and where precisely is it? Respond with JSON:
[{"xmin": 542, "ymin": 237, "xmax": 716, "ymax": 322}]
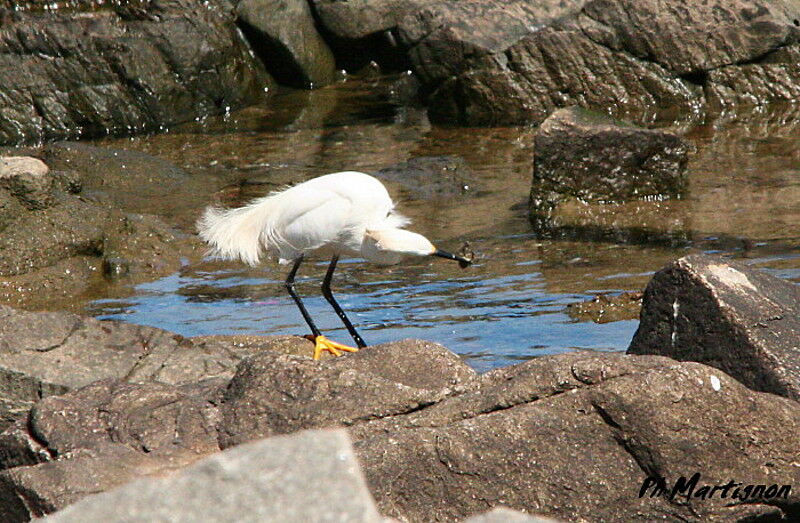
[
  {"xmin": 2, "ymin": 0, "xmax": 800, "ymax": 144},
  {"xmin": 0, "ymin": 0, "xmax": 798, "ymax": 521},
  {"xmin": 0, "ymin": 255, "xmax": 796, "ymax": 521}
]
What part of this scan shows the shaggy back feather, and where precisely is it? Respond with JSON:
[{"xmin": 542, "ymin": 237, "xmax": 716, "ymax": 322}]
[{"xmin": 196, "ymin": 196, "xmax": 274, "ymax": 266}]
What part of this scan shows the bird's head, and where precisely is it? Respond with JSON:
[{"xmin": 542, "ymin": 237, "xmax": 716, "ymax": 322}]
[{"xmin": 363, "ymin": 229, "xmax": 472, "ymax": 267}]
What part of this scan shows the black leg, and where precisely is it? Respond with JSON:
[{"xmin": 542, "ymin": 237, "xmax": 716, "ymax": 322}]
[
  {"xmin": 284, "ymin": 255, "xmax": 321, "ymax": 337},
  {"xmin": 322, "ymin": 255, "xmax": 367, "ymax": 348}
]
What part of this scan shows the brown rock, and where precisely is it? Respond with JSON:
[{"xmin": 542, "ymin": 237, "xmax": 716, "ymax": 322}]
[
  {"xmin": 406, "ymin": 0, "xmax": 800, "ymax": 125},
  {"xmin": 218, "ymin": 339, "xmax": 477, "ymax": 448},
  {"xmin": 356, "ymin": 353, "xmax": 800, "ymax": 521},
  {"xmin": 0, "ymin": 305, "xmax": 254, "ymax": 432},
  {"xmin": 530, "ymin": 107, "xmax": 689, "ymax": 241},
  {"xmin": 0, "ymin": 157, "xmax": 54, "ymax": 210}
]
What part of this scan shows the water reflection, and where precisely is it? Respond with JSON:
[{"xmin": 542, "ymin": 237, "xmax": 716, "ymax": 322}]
[{"xmin": 87, "ymin": 76, "xmax": 800, "ymax": 371}]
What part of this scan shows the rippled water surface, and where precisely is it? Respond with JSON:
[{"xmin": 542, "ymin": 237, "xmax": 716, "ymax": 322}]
[{"xmin": 86, "ymin": 77, "xmax": 800, "ymax": 372}]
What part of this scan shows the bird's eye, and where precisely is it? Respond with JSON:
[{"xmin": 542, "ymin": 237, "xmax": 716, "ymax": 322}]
[{"xmin": 386, "ymin": 211, "xmax": 391, "ymax": 217}]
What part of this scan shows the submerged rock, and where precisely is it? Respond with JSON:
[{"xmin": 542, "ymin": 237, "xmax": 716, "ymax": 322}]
[
  {"xmin": 236, "ymin": 0, "xmax": 337, "ymax": 88},
  {"xmin": 566, "ymin": 291, "xmax": 643, "ymax": 324},
  {"xmin": 375, "ymin": 155, "xmax": 477, "ymax": 199},
  {"xmin": 0, "ymin": 0, "xmax": 273, "ymax": 145},
  {"xmin": 529, "ymin": 107, "xmax": 689, "ymax": 240},
  {"xmin": 628, "ymin": 254, "xmax": 800, "ymax": 401}
]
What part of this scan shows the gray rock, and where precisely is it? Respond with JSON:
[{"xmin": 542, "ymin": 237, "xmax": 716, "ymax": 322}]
[
  {"xmin": 0, "ymin": 378, "xmax": 225, "ymax": 520},
  {"xmin": 311, "ymin": 0, "xmax": 422, "ymax": 41},
  {"xmin": 628, "ymin": 254, "xmax": 800, "ymax": 401},
  {"xmin": 530, "ymin": 107, "xmax": 689, "ymax": 234},
  {"xmin": 0, "ymin": 305, "xmax": 252, "ymax": 432},
  {"xmin": 357, "ymin": 353, "xmax": 800, "ymax": 521},
  {"xmin": 406, "ymin": 0, "xmax": 800, "ymax": 125},
  {"xmin": 219, "ymin": 339, "xmax": 477, "ymax": 449},
  {"xmin": 41, "ymin": 429, "xmax": 385, "ymax": 523},
  {"xmin": 463, "ymin": 507, "xmax": 563, "ymax": 523},
  {"xmin": 0, "ymin": 443, "xmax": 198, "ymax": 522},
  {"xmin": 237, "ymin": 0, "xmax": 337, "ymax": 88},
  {"xmin": 0, "ymin": 0, "xmax": 273, "ymax": 145}
]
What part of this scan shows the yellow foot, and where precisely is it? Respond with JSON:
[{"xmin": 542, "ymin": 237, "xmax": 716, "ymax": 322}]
[{"xmin": 306, "ymin": 335, "xmax": 359, "ymax": 360}]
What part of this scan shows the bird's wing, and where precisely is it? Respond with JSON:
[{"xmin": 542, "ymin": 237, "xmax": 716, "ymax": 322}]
[{"xmin": 274, "ymin": 188, "xmax": 357, "ymax": 254}]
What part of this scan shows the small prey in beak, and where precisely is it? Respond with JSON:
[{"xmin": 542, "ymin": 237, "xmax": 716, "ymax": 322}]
[{"xmin": 433, "ymin": 242, "xmax": 473, "ymax": 268}]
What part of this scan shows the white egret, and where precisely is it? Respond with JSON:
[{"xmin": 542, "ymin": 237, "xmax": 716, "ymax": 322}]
[{"xmin": 197, "ymin": 171, "xmax": 472, "ymax": 360}]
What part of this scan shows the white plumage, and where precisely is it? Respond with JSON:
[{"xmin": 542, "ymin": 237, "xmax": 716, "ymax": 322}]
[{"xmin": 198, "ymin": 171, "xmax": 419, "ymax": 265}]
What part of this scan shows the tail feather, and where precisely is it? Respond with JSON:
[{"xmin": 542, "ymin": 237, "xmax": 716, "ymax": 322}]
[{"xmin": 197, "ymin": 200, "xmax": 271, "ymax": 266}]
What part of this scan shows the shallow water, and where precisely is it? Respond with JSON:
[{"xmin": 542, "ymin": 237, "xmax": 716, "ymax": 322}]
[{"xmin": 86, "ymin": 77, "xmax": 800, "ymax": 372}]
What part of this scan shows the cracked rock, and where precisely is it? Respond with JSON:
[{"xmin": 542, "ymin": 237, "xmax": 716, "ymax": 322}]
[
  {"xmin": 0, "ymin": 305, "xmax": 257, "ymax": 432},
  {"xmin": 356, "ymin": 353, "xmax": 800, "ymax": 522},
  {"xmin": 0, "ymin": 0, "xmax": 273, "ymax": 145},
  {"xmin": 394, "ymin": 0, "xmax": 800, "ymax": 124}
]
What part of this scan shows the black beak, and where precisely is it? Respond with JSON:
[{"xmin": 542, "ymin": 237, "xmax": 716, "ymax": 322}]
[{"xmin": 433, "ymin": 249, "xmax": 472, "ymax": 268}]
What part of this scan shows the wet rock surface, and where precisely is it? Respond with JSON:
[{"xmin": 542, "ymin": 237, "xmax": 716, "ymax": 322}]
[
  {"xmin": 0, "ymin": 152, "xmax": 197, "ymax": 310},
  {"xmin": 407, "ymin": 0, "xmax": 800, "ymax": 125},
  {"xmin": 236, "ymin": 0, "xmax": 336, "ymax": 88},
  {"xmin": 530, "ymin": 108, "xmax": 689, "ymax": 241},
  {"xmin": 566, "ymin": 291, "xmax": 643, "ymax": 324},
  {"xmin": 629, "ymin": 254, "xmax": 800, "ymax": 401},
  {"xmin": 0, "ymin": 0, "xmax": 273, "ymax": 145}
]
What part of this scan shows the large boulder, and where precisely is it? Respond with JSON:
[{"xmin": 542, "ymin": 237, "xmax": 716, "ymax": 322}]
[
  {"xmin": 398, "ymin": 0, "xmax": 800, "ymax": 124},
  {"xmin": 218, "ymin": 339, "xmax": 477, "ymax": 448},
  {"xmin": 356, "ymin": 353, "xmax": 800, "ymax": 522},
  {"xmin": 530, "ymin": 107, "xmax": 689, "ymax": 237},
  {"xmin": 628, "ymin": 254, "xmax": 800, "ymax": 401},
  {"xmin": 236, "ymin": 0, "xmax": 337, "ymax": 88},
  {"xmin": 41, "ymin": 429, "xmax": 386, "ymax": 523},
  {"xmin": 0, "ymin": 0, "xmax": 273, "ymax": 145}
]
